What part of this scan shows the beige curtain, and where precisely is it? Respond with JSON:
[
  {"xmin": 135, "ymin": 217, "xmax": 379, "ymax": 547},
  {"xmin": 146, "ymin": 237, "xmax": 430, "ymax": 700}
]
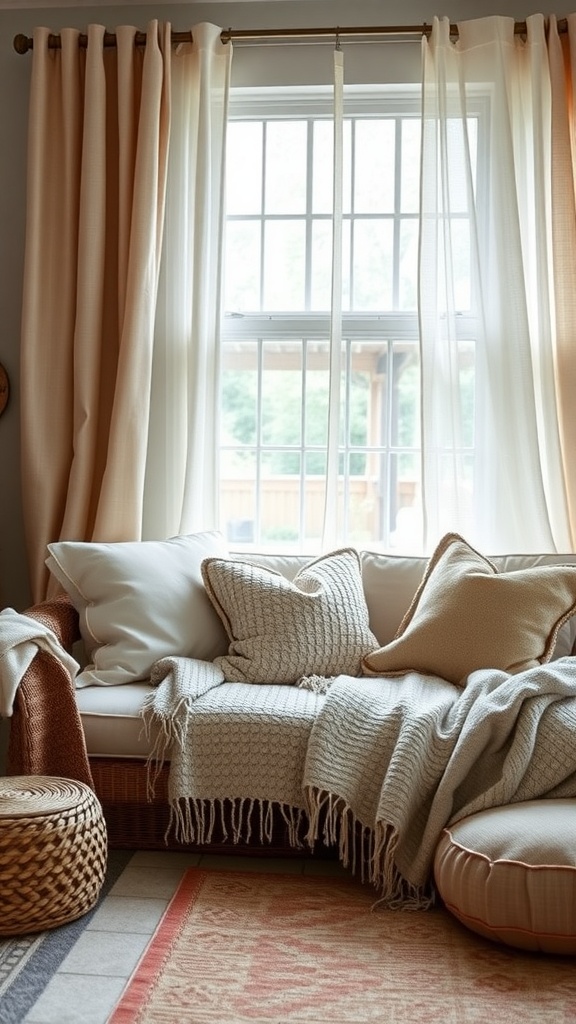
[
  {"xmin": 549, "ymin": 15, "xmax": 576, "ymax": 546},
  {"xmin": 20, "ymin": 22, "xmax": 171, "ymax": 601}
]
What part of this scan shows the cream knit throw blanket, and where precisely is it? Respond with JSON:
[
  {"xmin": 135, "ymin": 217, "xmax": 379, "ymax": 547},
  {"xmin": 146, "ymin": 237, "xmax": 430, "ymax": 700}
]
[
  {"xmin": 143, "ymin": 658, "xmax": 323, "ymax": 846},
  {"xmin": 144, "ymin": 657, "xmax": 576, "ymax": 908},
  {"xmin": 0, "ymin": 606, "xmax": 79, "ymax": 717}
]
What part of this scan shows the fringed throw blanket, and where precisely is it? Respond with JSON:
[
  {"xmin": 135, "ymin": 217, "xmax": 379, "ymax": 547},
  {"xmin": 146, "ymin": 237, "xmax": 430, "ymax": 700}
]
[
  {"xmin": 143, "ymin": 657, "xmax": 324, "ymax": 846},
  {"xmin": 144, "ymin": 657, "xmax": 576, "ymax": 908}
]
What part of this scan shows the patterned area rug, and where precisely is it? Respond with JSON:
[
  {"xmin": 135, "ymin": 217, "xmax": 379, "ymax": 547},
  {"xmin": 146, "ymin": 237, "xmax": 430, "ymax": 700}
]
[
  {"xmin": 0, "ymin": 850, "xmax": 132, "ymax": 1024},
  {"xmin": 110, "ymin": 868, "xmax": 576, "ymax": 1024}
]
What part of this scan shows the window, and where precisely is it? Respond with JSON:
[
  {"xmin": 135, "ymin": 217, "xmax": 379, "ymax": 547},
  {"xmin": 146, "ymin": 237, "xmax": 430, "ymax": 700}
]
[{"xmin": 219, "ymin": 87, "xmax": 478, "ymax": 553}]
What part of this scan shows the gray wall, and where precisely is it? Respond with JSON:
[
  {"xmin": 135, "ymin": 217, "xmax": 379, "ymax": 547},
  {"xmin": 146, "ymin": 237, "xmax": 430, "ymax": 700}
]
[{"xmin": 0, "ymin": 0, "xmax": 567, "ymax": 614}]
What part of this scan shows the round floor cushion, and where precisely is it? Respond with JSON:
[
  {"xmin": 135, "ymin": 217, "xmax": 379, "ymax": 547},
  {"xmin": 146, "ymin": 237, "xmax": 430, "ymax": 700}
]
[
  {"xmin": 434, "ymin": 800, "xmax": 576, "ymax": 954},
  {"xmin": 0, "ymin": 775, "xmax": 108, "ymax": 936}
]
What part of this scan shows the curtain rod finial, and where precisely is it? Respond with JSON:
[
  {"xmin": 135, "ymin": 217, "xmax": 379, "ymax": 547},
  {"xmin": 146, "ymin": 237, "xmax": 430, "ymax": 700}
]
[{"xmin": 13, "ymin": 34, "xmax": 31, "ymax": 54}]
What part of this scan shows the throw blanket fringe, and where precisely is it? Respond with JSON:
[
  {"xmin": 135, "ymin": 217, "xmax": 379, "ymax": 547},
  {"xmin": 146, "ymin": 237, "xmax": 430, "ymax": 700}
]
[
  {"xmin": 372, "ymin": 824, "xmax": 434, "ymax": 910},
  {"xmin": 169, "ymin": 795, "xmax": 306, "ymax": 849},
  {"xmin": 305, "ymin": 787, "xmax": 366, "ymax": 878},
  {"xmin": 305, "ymin": 785, "xmax": 434, "ymax": 908}
]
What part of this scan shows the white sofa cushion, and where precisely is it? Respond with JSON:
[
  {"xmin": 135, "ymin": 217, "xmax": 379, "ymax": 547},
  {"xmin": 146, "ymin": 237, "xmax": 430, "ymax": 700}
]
[
  {"xmin": 46, "ymin": 531, "xmax": 230, "ymax": 687},
  {"xmin": 360, "ymin": 550, "xmax": 427, "ymax": 644},
  {"xmin": 76, "ymin": 682, "xmax": 158, "ymax": 757}
]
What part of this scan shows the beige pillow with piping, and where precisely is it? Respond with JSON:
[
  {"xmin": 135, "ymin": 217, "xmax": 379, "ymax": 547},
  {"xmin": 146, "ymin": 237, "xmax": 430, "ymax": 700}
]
[
  {"xmin": 362, "ymin": 532, "xmax": 576, "ymax": 686},
  {"xmin": 201, "ymin": 547, "xmax": 379, "ymax": 684}
]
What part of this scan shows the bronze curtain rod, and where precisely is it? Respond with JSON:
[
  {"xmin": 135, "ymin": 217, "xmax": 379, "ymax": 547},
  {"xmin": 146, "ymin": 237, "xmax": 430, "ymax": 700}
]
[{"xmin": 14, "ymin": 20, "xmax": 566, "ymax": 54}]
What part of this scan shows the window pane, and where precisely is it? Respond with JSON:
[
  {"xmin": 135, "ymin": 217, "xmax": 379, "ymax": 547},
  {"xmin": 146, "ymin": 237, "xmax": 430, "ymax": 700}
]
[
  {"xmin": 391, "ymin": 344, "xmax": 420, "ymax": 448},
  {"xmin": 304, "ymin": 342, "xmax": 329, "ymax": 452},
  {"xmin": 304, "ymin": 451, "xmax": 326, "ymax": 546},
  {"xmin": 390, "ymin": 452, "xmax": 422, "ymax": 549},
  {"xmin": 354, "ymin": 119, "xmax": 395, "ymax": 213},
  {"xmin": 346, "ymin": 455, "xmax": 377, "ymax": 545},
  {"xmin": 313, "ymin": 121, "xmax": 333, "ymax": 214},
  {"xmin": 224, "ymin": 221, "xmax": 261, "ymax": 312},
  {"xmin": 220, "ymin": 449, "xmax": 257, "ymax": 546},
  {"xmin": 261, "ymin": 451, "xmax": 301, "ymax": 543},
  {"xmin": 261, "ymin": 341, "xmax": 302, "ymax": 453},
  {"xmin": 263, "ymin": 221, "xmax": 306, "ymax": 310},
  {"xmin": 452, "ymin": 220, "xmax": 472, "ymax": 311},
  {"xmin": 221, "ymin": 342, "xmax": 258, "ymax": 447},
  {"xmin": 399, "ymin": 219, "xmax": 419, "ymax": 311},
  {"xmin": 348, "ymin": 343, "xmax": 383, "ymax": 449},
  {"xmin": 310, "ymin": 220, "xmax": 332, "ymax": 310},
  {"xmin": 265, "ymin": 121, "xmax": 307, "ymax": 214},
  {"xmin": 226, "ymin": 122, "xmax": 262, "ymax": 215},
  {"xmin": 446, "ymin": 118, "xmax": 470, "ymax": 213},
  {"xmin": 401, "ymin": 118, "xmax": 421, "ymax": 213},
  {"xmin": 352, "ymin": 220, "xmax": 393, "ymax": 310},
  {"xmin": 437, "ymin": 219, "xmax": 471, "ymax": 312}
]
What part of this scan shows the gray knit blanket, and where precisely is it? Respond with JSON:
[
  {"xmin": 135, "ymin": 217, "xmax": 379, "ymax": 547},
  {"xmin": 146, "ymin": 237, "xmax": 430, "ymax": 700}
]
[{"xmin": 143, "ymin": 657, "xmax": 576, "ymax": 908}]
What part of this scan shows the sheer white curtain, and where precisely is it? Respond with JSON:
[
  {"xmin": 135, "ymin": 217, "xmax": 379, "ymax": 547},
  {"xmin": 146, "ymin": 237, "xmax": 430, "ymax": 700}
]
[
  {"xmin": 143, "ymin": 23, "xmax": 232, "ymax": 538},
  {"xmin": 322, "ymin": 47, "xmax": 345, "ymax": 550},
  {"xmin": 420, "ymin": 14, "xmax": 573, "ymax": 554}
]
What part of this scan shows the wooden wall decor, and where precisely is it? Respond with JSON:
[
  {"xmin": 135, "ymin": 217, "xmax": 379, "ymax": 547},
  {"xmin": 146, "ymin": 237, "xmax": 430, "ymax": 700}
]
[{"xmin": 0, "ymin": 363, "xmax": 9, "ymax": 417}]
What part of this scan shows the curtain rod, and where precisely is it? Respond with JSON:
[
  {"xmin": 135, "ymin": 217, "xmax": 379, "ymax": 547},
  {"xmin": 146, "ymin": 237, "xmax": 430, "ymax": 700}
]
[{"xmin": 14, "ymin": 20, "xmax": 565, "ymax": 54}]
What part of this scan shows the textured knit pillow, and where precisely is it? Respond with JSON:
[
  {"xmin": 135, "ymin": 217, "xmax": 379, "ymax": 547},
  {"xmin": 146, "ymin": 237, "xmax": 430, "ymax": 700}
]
[
  {"xmin": 46, "ymin": 531, "xmax": 230, "ymax": 687},
  {"xmin": 201, "ymin": 548, "xmax": 379, "ymax": 684},
  {"xmin": 362, "ymin": 532, "xmax": 576, "ymax": 686}
]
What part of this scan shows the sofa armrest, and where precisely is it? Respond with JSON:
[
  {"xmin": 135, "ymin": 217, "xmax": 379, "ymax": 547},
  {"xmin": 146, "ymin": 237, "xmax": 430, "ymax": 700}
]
[
  {"xmin": 6, "ymin": 595, "xmax": 94, "ymax": 789},
  {"xmin": 23, "ymin": 593, "xmax": 80, "ymax": 651}
]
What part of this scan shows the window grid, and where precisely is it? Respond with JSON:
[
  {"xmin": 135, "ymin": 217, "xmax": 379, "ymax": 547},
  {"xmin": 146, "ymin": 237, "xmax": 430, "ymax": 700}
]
[
  {"xmin": 225, "ymin": 111, "xmax": 423, "ymax": 317},
  {"xmin": 221, "ymin": 95, "xmax": 474, "ymax": 552}
]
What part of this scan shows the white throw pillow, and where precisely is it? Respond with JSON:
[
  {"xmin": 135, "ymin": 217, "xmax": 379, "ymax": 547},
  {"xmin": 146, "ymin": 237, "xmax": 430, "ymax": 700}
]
[{"xmin": 46, "ymin": 531, "xmax": 230, "ymax": 687}]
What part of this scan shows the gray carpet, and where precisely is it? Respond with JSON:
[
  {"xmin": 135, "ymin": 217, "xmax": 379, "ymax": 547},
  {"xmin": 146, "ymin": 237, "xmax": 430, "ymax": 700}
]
[{"xmin": 0, "ymin": 850, "xmax": 132, "ymax": 1024}]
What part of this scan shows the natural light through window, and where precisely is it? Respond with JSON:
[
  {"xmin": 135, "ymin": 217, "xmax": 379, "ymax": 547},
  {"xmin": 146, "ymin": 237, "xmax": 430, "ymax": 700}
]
[{"xmin": 219, "ymin": 89, "xmax": 477, "ymax": 553}]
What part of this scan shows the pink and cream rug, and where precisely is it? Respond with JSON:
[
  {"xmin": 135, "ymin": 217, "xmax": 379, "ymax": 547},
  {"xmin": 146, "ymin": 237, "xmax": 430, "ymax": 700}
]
[{"xmin": 108, "ymin": 868, "xmax": 576, "ymax": 1023}]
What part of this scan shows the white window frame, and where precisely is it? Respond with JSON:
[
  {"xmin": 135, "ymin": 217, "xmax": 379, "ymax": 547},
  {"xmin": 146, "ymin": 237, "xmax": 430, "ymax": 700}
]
[{"xmin": 219, "ymin": 85, "xmax": 484, "ymax": 552}]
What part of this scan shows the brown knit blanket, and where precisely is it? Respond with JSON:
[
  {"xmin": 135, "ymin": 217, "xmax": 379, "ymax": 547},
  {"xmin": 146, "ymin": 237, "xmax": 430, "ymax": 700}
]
[{"xmin": 6, "ymin": 597, "xmax": 93, "ymax": 788}]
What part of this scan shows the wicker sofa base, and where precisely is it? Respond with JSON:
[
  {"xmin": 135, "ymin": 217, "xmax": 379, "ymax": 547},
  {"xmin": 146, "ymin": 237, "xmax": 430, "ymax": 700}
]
[{"xmin": 89, "ymin": 757, "xmax": 338, "ymax": 860}]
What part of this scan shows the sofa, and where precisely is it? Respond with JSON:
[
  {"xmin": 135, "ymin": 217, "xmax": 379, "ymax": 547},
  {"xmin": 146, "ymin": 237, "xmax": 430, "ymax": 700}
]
[{"xmin": 8, "ymin": 530, "xmax": 576, "ymax": 916}]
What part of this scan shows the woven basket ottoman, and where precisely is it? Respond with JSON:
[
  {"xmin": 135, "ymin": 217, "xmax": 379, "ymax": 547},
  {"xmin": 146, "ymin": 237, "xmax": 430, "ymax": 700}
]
[{"xmin": 0, "ymin": 775, "xmax": 108, "ymax": 935}]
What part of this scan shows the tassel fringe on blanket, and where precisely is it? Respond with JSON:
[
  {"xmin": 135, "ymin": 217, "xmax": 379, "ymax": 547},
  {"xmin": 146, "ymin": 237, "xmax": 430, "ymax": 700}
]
[
  {"xmin": 169, "ymin": 795, "xmax": 307, "ymax": 849},
  {"xmin": 303, "ymin": 787, "xmax": 435, "ymax": 909}
]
